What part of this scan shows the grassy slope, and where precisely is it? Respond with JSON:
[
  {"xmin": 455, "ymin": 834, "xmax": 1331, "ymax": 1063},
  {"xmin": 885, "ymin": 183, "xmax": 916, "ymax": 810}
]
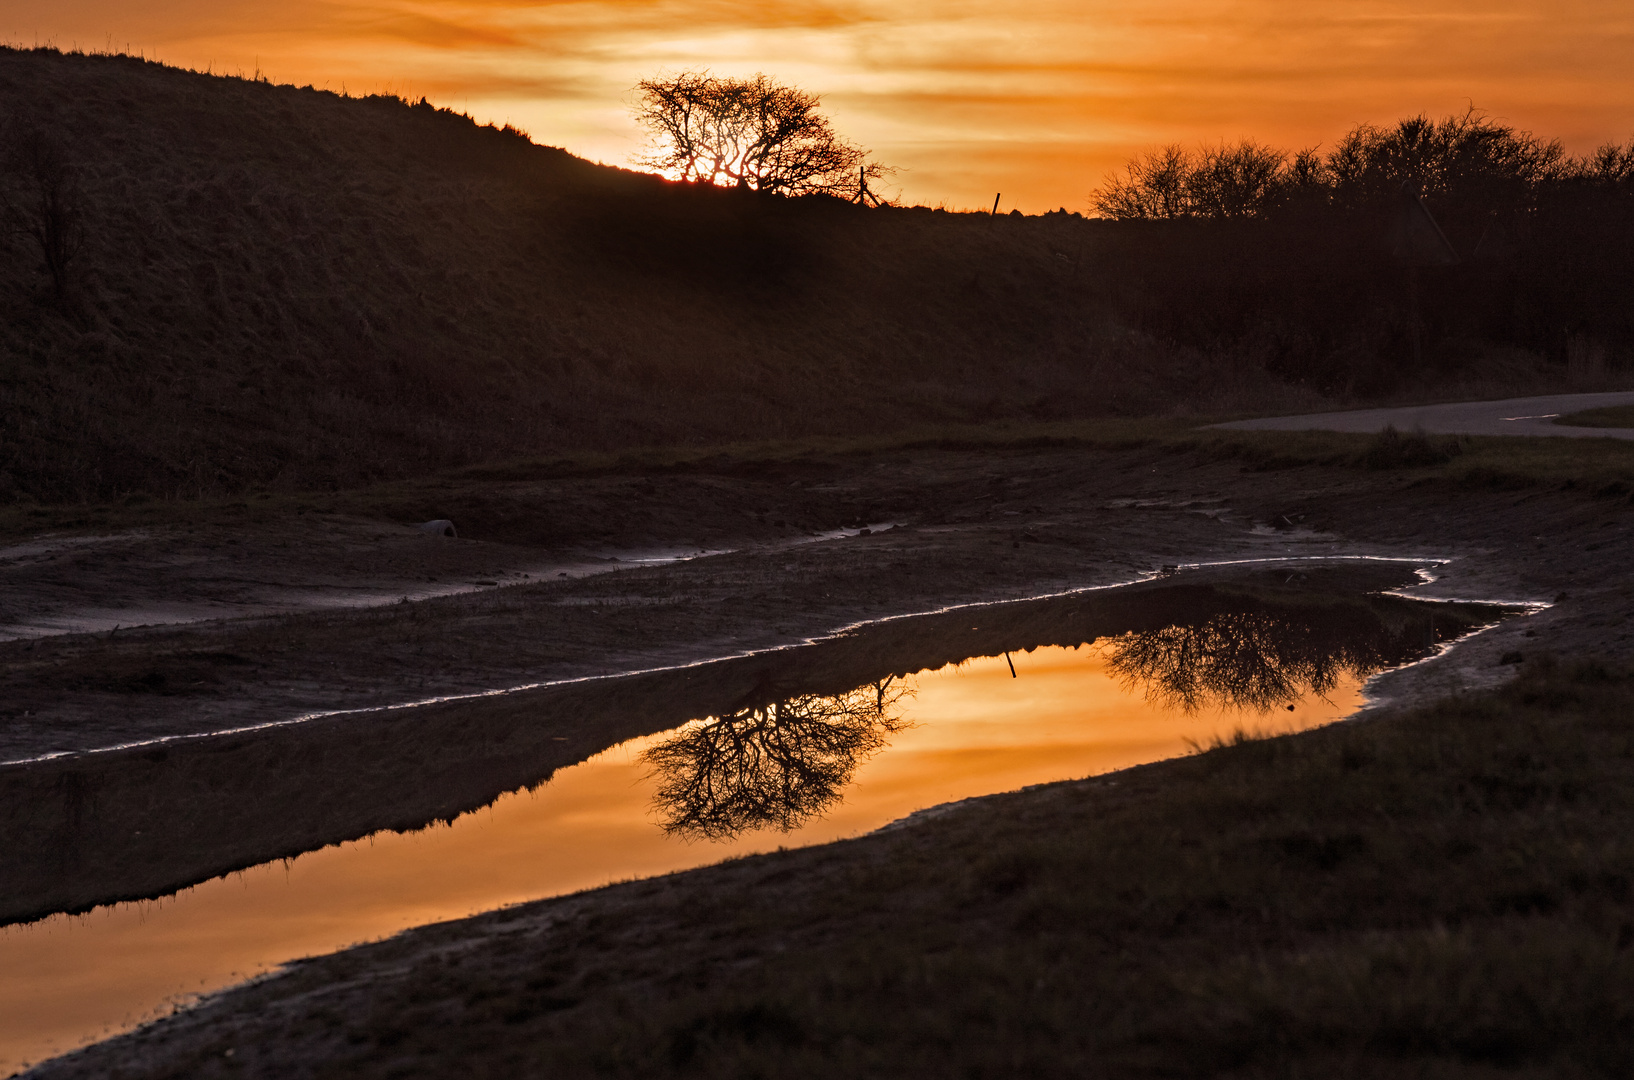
[
  {"xmin": 50, "ymin": 656, "xmax": 1634, "ymax": 1078},
  {"xmin": 7, "ymin": 48, "xmax": 1617, "ymax": 510},
  {"xmin": 0, "ymin": 48, "xmax": 1307, "ymax": 505}
]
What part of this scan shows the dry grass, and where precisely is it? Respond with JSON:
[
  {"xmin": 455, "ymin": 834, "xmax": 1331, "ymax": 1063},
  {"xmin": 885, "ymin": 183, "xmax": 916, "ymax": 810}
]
[
  {"xmin": 1557, "ymin": 406, "xmax": 1634, "ymax": 429},
  {"xmin": 1170, "ymin": 426, "xmax": 1634, "ymax": 499},
  {"xmin": 7, "ymin": 413, "xmax": 1634, "ymax": 545}
]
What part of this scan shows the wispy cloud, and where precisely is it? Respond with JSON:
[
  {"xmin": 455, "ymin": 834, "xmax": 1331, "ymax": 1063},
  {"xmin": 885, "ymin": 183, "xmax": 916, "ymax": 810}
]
[{"xmin": 9, "ymin": 0, "xmax": 1634, "ymax": 209}]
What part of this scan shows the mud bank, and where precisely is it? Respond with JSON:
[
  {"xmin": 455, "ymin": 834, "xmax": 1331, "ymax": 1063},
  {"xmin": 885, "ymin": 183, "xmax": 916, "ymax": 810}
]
[{"xmin": 0, "ymin": 563, "xmax": 1510, "ymax": 925}]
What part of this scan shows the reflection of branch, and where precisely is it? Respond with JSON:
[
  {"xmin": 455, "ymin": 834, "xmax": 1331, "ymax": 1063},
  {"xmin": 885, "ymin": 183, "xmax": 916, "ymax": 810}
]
[
  {"xmin": 1105, "ymin": 611, "xmax": 1389, "ymax": 714},
  {"xmin": 642, "ymin": 678, "xmax": 913, "ymax": 841}
]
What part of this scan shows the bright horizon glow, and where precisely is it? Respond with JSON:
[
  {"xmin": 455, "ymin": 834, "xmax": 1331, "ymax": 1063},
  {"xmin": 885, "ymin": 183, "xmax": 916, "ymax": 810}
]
[{"xmin": 5, "ymin": 1, "xmax": 1633, "ymax": 210}]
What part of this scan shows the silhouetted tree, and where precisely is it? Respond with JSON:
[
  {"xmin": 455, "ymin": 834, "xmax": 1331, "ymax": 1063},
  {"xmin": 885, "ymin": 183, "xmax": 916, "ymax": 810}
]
[
  {"xmin": 641, "ymin": 678, "xmax": 913, "ymax": 840},
  {"xmin": 1092, "ymin": 110, "xmax": 1571, "ymax": 222},
  {"xmin": 1555, "ymin": 139, "xmax": 1634, "ymax": 199},
  {"xmin": 1093, "ymin": 140, "xmax": 1292, "ymax": 220},
  {"xmin": 632, "ymin": 70, "xmax": 890, "ymax": 201},
  {"xmin": 1325, "ymin": 110, "xmax": 1564, "ymax": 216},
  {"xmin": 1187, "ymin": 141, "xmax": 1289, "ymax": 219},
  {"xmin": 1093, "ymin": 144, "xmax": 1193, "ymax": 219},
  {"xmin": 1, "ymin": 115, "xmax": 86, "ymax": 305}
]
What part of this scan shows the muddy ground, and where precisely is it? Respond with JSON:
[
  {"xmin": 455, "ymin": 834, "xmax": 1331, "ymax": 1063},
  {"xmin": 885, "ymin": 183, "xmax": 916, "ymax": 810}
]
[
  {"xmin": 0, "ymin": 563, "xmax": 1501, "ymax": 925},
  {"xmin": 3, "ymin": 439, "xmax": 1622, "ymax": 762},
  {"xmin": 7, "ymin": 434, "xmax": 1634, "ymax": 1075}
]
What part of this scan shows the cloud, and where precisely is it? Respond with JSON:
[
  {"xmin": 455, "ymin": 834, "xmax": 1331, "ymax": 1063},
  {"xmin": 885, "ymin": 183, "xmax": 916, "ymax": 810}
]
[{"xmin": 7, "ymin": 0, "xmax": 1634, "ymax": 209}]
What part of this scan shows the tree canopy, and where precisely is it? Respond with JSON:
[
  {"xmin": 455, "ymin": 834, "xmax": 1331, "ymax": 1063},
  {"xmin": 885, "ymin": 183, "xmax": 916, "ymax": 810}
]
[
  {"xmin": 632, "ymin": 71, "xmax": 889, "ymax": 202},
  {"xmin": 1092, "ymin": 111, "xmax": 1630, "ymax": 222}
]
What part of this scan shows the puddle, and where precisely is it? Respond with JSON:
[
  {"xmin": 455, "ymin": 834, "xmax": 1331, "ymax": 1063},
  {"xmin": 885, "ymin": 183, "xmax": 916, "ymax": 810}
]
[{"xmin": 0, "ymin": 565, "xmax": 1521, "ymax": 1073}]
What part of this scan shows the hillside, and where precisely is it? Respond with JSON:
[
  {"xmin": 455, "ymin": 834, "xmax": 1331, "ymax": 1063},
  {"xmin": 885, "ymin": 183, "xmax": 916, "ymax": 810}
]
[
  {"xmin": 0, "ymin": 47, "xmax": 1625, "ymax": 504},
  {"xmin": 0, "ymin": 48, "xmax": 1180, "ymax": 502}
]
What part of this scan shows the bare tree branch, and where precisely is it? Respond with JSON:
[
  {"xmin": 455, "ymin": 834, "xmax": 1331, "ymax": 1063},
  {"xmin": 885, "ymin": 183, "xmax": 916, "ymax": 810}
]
[{"xmin": 632, "ymin": 71, "xmax": 891, "ymax": 201}]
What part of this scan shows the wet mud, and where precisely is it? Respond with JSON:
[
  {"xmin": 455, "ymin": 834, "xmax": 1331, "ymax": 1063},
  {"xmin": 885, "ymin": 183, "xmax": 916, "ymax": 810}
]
[{"xmin": 0, "ymin": 563, "xmax": 1508, "ymax": 926}]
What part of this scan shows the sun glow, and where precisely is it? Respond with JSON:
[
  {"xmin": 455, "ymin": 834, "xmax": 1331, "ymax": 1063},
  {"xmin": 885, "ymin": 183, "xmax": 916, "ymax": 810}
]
[{"xmin": 7, "ymin": 0, "xmax": 1633, "ymax": 210}]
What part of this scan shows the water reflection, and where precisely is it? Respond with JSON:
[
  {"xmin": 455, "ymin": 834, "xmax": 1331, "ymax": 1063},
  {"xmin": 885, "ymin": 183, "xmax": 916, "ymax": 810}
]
[
  {"xmin": 1105, "ymin": 608, "xmax": 1400, "ymax": 714},
  {"xmin": 643, "ymin": 600, "xmax": 1452, "ymax": 840},
  {"xmin": 0, "ymin": 567, "xmax": 1519, "ymax": 1073},
  {"xmin": 644, "ymin": 678, "xmax": 913, "ymax": 840}
]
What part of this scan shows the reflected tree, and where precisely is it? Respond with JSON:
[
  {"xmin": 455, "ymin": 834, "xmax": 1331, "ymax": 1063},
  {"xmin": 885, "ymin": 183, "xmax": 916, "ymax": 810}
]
[
  {"xmin": 1105, "ymin": 610, "xmax": 1392, "ymax": 713},
  {"xmin": 642, "ymin": 678, "xmax": 913, "ymax": 841}
]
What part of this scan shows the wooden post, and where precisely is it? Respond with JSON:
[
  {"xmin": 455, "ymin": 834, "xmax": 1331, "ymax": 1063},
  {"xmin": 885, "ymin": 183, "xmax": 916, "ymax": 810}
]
[{"xmin": 991, "ymin": 193, "xmax": 1002, "ymax": 217}]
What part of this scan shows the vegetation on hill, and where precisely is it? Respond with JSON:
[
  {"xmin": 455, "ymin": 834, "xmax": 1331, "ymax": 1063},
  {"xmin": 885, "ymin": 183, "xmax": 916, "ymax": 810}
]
[
  {"xmin": 1089, "ymin": 113, "xmax": 1634, "ymax": 398},
  {"xmin": 0, "ymin": 47, "xmax": 1628, "ymax": 505},
  {"xmin": 1093, "ymin": 111, "xmax": 1634, "ymax": 223},
  {"xmin": 0, "ymin": 47, "xmax": 1216, "ymax": 504}
]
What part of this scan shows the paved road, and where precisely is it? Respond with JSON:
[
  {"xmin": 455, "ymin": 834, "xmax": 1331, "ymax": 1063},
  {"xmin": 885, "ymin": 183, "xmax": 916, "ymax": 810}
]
[{"xmin": 1211, "ymin": 391, "xmax": 1634, "ymax": 439}]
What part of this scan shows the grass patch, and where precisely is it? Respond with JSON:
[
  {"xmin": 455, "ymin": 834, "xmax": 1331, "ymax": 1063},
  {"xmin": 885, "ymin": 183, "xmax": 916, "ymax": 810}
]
[
  {"xmin": 1357, "ymin": 425, "xmax": 1465, "ymax": 469},
  {"xmin": 1557, "ymin": 405, "xmax": 1634, "ymax": 429},
  {"xmin": 0, "ymin": 417, "xmax": 1193, "ymax": 543},
  {"xmin": 445, "ymin": 416, "xmax": 1191, "ymax": 481},
  {"xmin": 9, "ymin": 412, "xmax": 1634, "ymax": 544},
  {"xmin": 1184, "ymin": 424, "xmax": 1634, "ymax": 495}
]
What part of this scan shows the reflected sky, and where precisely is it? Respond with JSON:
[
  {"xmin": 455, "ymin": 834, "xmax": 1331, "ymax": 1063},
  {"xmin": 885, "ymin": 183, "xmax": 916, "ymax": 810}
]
[
  {"xmin": 0, "ymin": 643, "xmax": 1365, "ymax": 1074},
  {"xmin": 6, "ymin": 1, "xmax": 1633, "ymax": 210}
]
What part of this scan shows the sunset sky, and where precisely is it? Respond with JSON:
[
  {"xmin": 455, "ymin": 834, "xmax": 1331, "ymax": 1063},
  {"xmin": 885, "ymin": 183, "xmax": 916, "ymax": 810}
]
[{"xmin": 6, "ymin": 1, "xmax": 1634, "ymax": 211}]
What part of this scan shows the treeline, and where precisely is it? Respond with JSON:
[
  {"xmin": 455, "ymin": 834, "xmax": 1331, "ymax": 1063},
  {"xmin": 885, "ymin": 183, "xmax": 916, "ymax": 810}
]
[
  {"xmin": 1079, "ymin": 112, "xmax": 1634, "ymax": 397},
  {"xmin": 1093, "ymin": 111, "xmax": 1634, "ymax": 224}
]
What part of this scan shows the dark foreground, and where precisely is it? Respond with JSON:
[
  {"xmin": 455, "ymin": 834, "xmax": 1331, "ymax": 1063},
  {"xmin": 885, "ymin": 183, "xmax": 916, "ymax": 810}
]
[
  {"xmin": 10, "ymin": 426, "xmax": 1634, "ymax": 1077},
  {"xmin": 28, "ymin": 657, "xmax": 1634, "ymax": 1078}
]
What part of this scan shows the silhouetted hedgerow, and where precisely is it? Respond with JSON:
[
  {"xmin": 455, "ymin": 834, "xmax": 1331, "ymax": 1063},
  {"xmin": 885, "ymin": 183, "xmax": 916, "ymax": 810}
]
[{"xmin": 1085, "ymin": 112, "xmax": 1634, "ymax": 396}]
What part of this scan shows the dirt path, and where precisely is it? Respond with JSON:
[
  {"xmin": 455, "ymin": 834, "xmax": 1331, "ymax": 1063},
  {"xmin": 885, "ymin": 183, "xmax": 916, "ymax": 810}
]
[{"xmin": 1212, "ymin": 390, "xmax": 1634, "ymax": 438}]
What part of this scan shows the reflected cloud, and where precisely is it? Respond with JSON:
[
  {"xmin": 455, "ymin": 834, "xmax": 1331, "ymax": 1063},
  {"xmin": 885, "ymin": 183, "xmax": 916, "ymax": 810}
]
[{"xmin": 642, "ymin": 678, "xmax": 913, "ymax": 841}]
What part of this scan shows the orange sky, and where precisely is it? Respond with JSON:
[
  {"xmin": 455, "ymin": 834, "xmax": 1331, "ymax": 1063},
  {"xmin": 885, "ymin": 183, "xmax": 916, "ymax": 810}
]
[{"xmin": 6, "ymin": 1, "xmax": 1634, "ymax": 210}]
